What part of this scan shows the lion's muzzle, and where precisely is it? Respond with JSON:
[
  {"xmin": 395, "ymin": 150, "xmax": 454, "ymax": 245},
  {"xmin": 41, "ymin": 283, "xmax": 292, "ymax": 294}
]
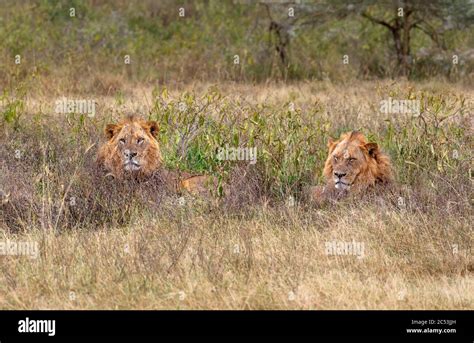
[
  {"xmin": 334, "ymin": 171, "xmax": 351, "ymax": 190},
  {"xmin": 123, "ymin": 149, "xmax": 141, "ymax": 171}
]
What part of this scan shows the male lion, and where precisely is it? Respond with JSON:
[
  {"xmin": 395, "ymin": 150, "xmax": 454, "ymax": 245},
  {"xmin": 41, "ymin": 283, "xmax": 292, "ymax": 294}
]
[
  {"xmin": 310, "ymin": 131, "xmax": 394, "ymax": 202},
  {"xmin": 96, "ymin": 116, "xmax": 210, "ymax": 194}
]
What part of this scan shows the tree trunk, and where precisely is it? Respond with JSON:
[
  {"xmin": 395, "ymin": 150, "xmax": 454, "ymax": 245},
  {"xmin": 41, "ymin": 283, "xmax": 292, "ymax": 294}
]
[
  {"xmin": 390, "ymin": 12, "xmax": 412, "ymax": 77},
  {"xmin": 391, "ymin": 26, "xmax": 405, "ymax": 75},
  {"xmin": 401, "ymin": 8, "xmax": 412, "ymax": 77}
]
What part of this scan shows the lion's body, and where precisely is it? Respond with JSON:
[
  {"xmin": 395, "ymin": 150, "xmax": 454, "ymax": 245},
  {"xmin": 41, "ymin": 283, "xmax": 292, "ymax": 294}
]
[
  {"xmin": 97, "ymin": 116, "xmax": 212, "ymax": 194},
  {"xmin": 312, "ymin": 131, "xmax": 393, "ymax": 202}
]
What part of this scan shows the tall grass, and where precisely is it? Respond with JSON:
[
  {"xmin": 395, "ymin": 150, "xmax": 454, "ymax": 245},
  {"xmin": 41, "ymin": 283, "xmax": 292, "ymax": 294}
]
[
  {"xmin": 0, "ymin": 81, "xmax": 472, "ymax": 309},
  {"xmin": 1, "ymin": 81, "xmax": 471, "ymax": 230}
]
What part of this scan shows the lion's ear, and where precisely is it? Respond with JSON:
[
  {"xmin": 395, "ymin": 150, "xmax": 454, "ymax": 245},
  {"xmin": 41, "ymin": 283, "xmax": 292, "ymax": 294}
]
[
  {"xmin": 147, "ymin": 121, "xmax": 159, "ymax": 138},
  {"xmin": 105, "ymin": 124, "xmax": 118, "ymax": 140},
  {"xmin": 365, "ymin": 142, "xmax": 379, "ymax": 158},
  {"xmin": 327, "ymin": 137, "xmax": 337, "ymax": 153}
]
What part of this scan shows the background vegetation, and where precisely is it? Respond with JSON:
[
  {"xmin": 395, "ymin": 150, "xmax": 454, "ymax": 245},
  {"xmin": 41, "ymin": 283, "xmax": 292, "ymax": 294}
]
[{"xmin": 0, "ymin": 0, "xmax": 473, "ymax": 91}]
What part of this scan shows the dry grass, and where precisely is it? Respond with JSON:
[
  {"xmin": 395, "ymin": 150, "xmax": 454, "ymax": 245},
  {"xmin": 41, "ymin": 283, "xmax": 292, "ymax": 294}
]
[
  {"xmin": 0, "ymin": 81, "xmax": 472, "ymax": 309},
  {"xmin": 1, "ymin": 204, "xmax": 472, "ymax": 309}
]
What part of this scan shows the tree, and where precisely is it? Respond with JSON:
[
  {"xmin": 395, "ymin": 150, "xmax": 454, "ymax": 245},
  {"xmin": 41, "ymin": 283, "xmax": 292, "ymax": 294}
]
[
  {"xmin": 359, "ymin": 0, "xmax": 474, "ymax": 76},
  {"xmin": 260, "ymin": 1, "xmax": 351, "ymax": 76}
]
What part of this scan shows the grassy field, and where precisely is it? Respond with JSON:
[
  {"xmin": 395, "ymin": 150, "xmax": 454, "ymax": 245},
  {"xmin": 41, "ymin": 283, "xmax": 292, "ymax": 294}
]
[{"xmin": 0, "ymin": 80, "xmax": 472, "ymax": 309}]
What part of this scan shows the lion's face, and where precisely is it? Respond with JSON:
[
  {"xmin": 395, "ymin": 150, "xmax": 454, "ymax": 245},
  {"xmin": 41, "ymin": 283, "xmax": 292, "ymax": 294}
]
[
  {"xmin": 97, "ymin": 117, "xmax": 162, "ymax": 179},
  {"xmin": 323, "ymin": 131, "xmax": 393, "ymax": 192},
  {"xmin": 107, "ymin": 121, "xmax": 157, "ymax": 172},
  {"xmin": 329, "ymin": 140, "xmax": 370, "ymax": 190}
]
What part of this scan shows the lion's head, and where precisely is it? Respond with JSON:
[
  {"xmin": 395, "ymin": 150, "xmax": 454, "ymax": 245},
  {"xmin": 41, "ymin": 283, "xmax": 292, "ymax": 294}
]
[
  {"xmin": 322, "ymin": 131, "xmax": 393, "ymax": 193},
  {"xmin": 97, "ymin": 116, "xmax": 162, "ymax": 179}
]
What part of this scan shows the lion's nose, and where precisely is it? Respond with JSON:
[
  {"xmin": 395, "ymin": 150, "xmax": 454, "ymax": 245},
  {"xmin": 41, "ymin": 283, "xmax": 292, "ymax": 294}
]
[
  {"xmin": 124, "ymin": 150, "xmax": 137, "ymax": 159},
  {"xmin": 334, "ymin": 172, "xmax": 346, "ymax": 178}
]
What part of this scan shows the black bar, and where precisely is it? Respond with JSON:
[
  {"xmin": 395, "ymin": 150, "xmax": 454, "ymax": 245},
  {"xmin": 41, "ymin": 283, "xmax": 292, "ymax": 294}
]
[{"xmin": 0, "ymin": 310, "xmax": 472, "ymax": 341}]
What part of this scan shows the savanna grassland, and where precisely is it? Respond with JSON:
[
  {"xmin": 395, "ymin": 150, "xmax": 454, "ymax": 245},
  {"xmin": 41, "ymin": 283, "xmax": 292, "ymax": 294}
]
[
  {"xmin": 0, "ymin": 0, "xmax": 473, "ymax": 310},
  {"xmin": 0, "ymin": 81, "xmax": 472, "ymax": 309}
]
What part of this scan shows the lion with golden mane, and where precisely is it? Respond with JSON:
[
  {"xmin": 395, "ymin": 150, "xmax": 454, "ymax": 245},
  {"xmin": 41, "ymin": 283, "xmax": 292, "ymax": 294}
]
[
  {"xmin": 311, "ymin": 131, "xmax": 394, "ymax": 201},
  {"xmin": 97, "ymin": 116, "xmax": 210, "ymax": 194}
]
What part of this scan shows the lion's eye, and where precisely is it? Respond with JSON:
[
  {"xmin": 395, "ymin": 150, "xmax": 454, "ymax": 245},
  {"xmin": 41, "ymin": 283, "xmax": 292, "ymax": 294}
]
[
  {"xmin": 348, "ymin": 157, "xmax": 356, "ymax": 162},
  {"xmin": 333, "ymin": 156, "xmax": 338, "ymax": 162},
  {"xmin": 119, "ymin": 138, "xmax": 126, "ymax": 144},
  {"xmin": 137, "ymin": 137, "xmax": 144, "ymax": 145}
]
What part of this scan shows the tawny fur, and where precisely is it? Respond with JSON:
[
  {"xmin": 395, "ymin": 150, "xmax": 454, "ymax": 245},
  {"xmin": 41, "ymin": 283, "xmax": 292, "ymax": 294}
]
[
  {"xmin": 322, "ymin": 131, "xmax": 393, "ymax": 190},
  {"xmin": 97, "ymin": 116, "xmax": 162, "ymax": 179},
  {"xmin": 97, "ymin": 116, "xmax": 211, "ymax": 194},
  {"xmin": 310, "ymin": 131, "xmax": 394, "ymax": 203}
]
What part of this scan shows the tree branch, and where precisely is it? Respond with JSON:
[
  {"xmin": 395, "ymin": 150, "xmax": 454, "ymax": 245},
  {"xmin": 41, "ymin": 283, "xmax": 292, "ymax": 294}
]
[
  {"xmin": 413, "ymin": 20, "xmax": 445, "ymax": 50},
  {"xmin": 361, "ymin": 11, "xmax": 396, "ymax": 31}
]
